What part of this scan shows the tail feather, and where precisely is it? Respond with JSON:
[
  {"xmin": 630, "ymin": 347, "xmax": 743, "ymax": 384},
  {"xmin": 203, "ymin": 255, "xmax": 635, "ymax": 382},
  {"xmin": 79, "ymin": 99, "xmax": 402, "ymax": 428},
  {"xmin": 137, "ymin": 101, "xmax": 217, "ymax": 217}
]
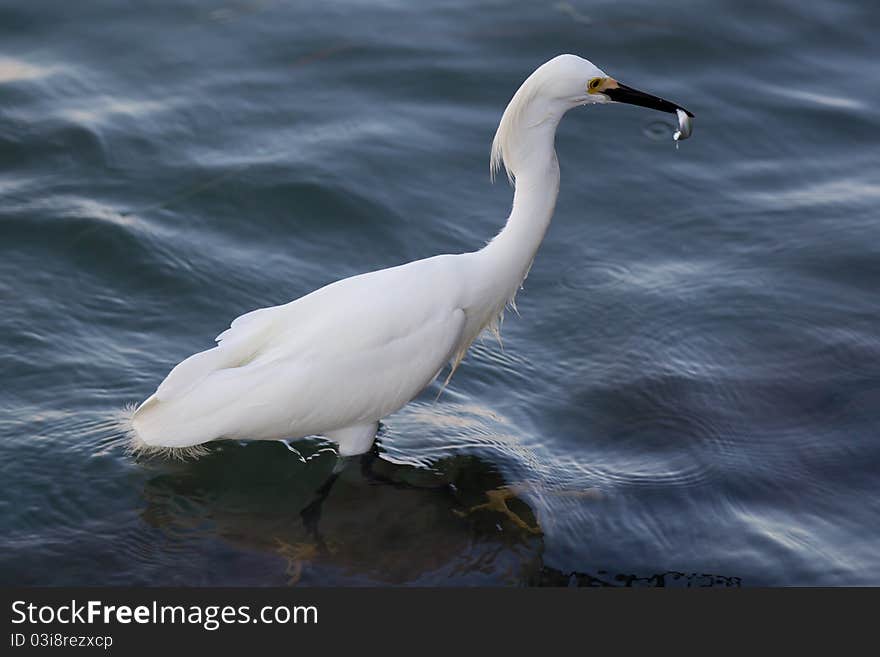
[{"xmin": 122, "ymin": 400, "xmax": 212, "ymax": 460}]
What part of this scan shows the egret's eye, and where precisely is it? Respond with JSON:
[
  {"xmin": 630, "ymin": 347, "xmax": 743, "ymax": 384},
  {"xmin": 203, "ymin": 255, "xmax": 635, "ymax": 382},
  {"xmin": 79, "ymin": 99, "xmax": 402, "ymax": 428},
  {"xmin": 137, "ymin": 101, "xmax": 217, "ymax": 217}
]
[{"xmin": 588, "ymin": 77, "xmax": 603, "ymax": 93}]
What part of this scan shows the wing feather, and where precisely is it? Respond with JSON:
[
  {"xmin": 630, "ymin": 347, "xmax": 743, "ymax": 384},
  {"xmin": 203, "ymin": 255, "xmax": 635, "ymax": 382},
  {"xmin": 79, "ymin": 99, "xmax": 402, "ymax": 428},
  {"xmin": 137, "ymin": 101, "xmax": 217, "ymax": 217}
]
[{"xmin": 154, "ymin": 304, "xmax": 285, "ymax": 401}]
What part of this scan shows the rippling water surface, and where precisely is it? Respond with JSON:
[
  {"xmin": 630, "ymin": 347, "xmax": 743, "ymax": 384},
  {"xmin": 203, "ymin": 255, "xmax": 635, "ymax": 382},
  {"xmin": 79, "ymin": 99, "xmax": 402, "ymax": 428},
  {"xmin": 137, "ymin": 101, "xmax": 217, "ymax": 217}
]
[{"xmin": 2, "ymin": 0, "xmax": 879, "ymax": 586}]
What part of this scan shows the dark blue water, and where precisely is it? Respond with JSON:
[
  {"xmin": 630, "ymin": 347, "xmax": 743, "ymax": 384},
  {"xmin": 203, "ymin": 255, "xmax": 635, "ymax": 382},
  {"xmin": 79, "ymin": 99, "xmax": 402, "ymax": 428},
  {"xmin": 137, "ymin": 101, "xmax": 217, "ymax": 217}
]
[{"xmin": 2, "ymin": 0, "xmax": 878, "ymax": 586}]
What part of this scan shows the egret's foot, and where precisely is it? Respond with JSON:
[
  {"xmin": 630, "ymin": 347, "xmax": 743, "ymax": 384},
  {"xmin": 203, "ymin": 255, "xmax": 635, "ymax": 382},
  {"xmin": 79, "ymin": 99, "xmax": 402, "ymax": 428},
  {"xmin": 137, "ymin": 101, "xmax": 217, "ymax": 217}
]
[
  {"xmin": 273, "ymin": 538, "xmax": 319, "ymax": 586},
  {"xmin": 453, "ymin": 485, "xmax": 542, "ymax": 535}
]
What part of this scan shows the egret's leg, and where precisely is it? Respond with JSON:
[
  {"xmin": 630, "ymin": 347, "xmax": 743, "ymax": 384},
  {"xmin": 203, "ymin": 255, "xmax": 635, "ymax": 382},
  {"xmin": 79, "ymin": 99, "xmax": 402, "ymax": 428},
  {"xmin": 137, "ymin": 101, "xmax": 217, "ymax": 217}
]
[
  {"xmin": 300, "ymin": 471, "xmax": 340, "ymax": 542},
  {"xmin": 331, "ymin": 457, "xmax": 349, "ymax": 475},
  {"xmin": 357, "ymin": 444, "xmax": 405, "ymax": 486},
  {"xmin": 324, "ymin": 421, "xmax": 379, "ymax": 457}
]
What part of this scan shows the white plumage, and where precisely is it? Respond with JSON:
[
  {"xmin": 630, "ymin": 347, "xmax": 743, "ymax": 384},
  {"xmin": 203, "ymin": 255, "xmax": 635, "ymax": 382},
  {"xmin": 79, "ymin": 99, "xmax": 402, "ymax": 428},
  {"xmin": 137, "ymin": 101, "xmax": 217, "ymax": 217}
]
[{"xmin": 128, "ymin": 54, "xmax": 693, "ymax": 458}]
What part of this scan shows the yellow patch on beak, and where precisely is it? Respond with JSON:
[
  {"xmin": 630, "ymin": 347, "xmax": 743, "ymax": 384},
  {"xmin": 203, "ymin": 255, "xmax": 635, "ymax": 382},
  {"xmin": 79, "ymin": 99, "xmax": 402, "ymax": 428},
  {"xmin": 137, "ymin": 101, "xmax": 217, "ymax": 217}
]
[{"xmin": 587, "ymin": 77, "xmax": 620, "ymax": 94}]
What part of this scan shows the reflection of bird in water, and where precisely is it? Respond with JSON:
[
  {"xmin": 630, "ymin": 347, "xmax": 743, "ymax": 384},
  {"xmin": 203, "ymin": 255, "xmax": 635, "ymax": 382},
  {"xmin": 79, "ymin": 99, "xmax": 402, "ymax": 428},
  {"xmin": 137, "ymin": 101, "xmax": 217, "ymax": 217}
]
[
  {"xmin": 137, "ymin": 439, "xmax": 738, "ymax": 586},
  {"xmin": 140, "ymin": 441, "xmax": 545, "ymax": 585},
  {"xmin": 126, "ymin": 54, "xmax": 692, "ymax": 459}
]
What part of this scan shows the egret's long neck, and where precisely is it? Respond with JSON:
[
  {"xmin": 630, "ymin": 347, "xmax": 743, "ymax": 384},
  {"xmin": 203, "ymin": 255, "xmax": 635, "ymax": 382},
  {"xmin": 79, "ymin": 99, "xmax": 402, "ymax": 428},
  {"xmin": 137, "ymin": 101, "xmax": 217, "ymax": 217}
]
[{"xmin": 480, "ymin": 117, "xmax": 562, "ymax": 297}]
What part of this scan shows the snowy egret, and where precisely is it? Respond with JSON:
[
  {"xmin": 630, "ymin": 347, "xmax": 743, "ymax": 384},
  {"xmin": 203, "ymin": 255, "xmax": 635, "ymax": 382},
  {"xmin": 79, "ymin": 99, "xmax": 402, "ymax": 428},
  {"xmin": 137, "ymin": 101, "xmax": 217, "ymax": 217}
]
[{"xmin": 128, "ymin": 54, "xmax": 693, "ymax": 458}]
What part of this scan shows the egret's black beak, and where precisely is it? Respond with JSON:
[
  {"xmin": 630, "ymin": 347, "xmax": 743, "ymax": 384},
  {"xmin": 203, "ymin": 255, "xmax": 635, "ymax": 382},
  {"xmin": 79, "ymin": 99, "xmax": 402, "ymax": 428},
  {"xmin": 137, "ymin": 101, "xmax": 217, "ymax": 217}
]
[{"xmin": 604, "ymin": 83, "xmax": 694, "ymax": 118}]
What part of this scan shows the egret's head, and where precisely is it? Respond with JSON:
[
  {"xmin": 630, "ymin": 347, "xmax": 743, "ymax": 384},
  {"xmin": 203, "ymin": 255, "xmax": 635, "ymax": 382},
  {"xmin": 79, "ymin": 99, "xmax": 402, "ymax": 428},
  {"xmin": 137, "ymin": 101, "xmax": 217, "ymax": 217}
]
[
  {"xmin": 491, "ymin": 54, "xmax": 694, "ymax": 182},
  {"xmin": 523, "ymin": 54, "xmax": 612, "ymax": 109}
]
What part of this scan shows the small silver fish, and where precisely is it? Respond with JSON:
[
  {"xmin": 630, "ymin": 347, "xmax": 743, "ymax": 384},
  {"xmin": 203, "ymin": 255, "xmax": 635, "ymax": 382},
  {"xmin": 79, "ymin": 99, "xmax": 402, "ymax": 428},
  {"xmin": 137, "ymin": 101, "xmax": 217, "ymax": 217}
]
[{"xmin": 673, "ymin": 108, "xmax": 693, "ymax": 141}]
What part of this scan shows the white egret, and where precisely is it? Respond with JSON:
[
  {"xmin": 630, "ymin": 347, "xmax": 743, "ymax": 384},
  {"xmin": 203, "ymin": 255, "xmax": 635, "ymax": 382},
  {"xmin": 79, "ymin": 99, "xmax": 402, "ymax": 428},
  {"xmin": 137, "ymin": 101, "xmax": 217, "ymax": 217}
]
[{"xmin": 127, "ymin": 54, "xmax": 693, "ymax": 458}]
